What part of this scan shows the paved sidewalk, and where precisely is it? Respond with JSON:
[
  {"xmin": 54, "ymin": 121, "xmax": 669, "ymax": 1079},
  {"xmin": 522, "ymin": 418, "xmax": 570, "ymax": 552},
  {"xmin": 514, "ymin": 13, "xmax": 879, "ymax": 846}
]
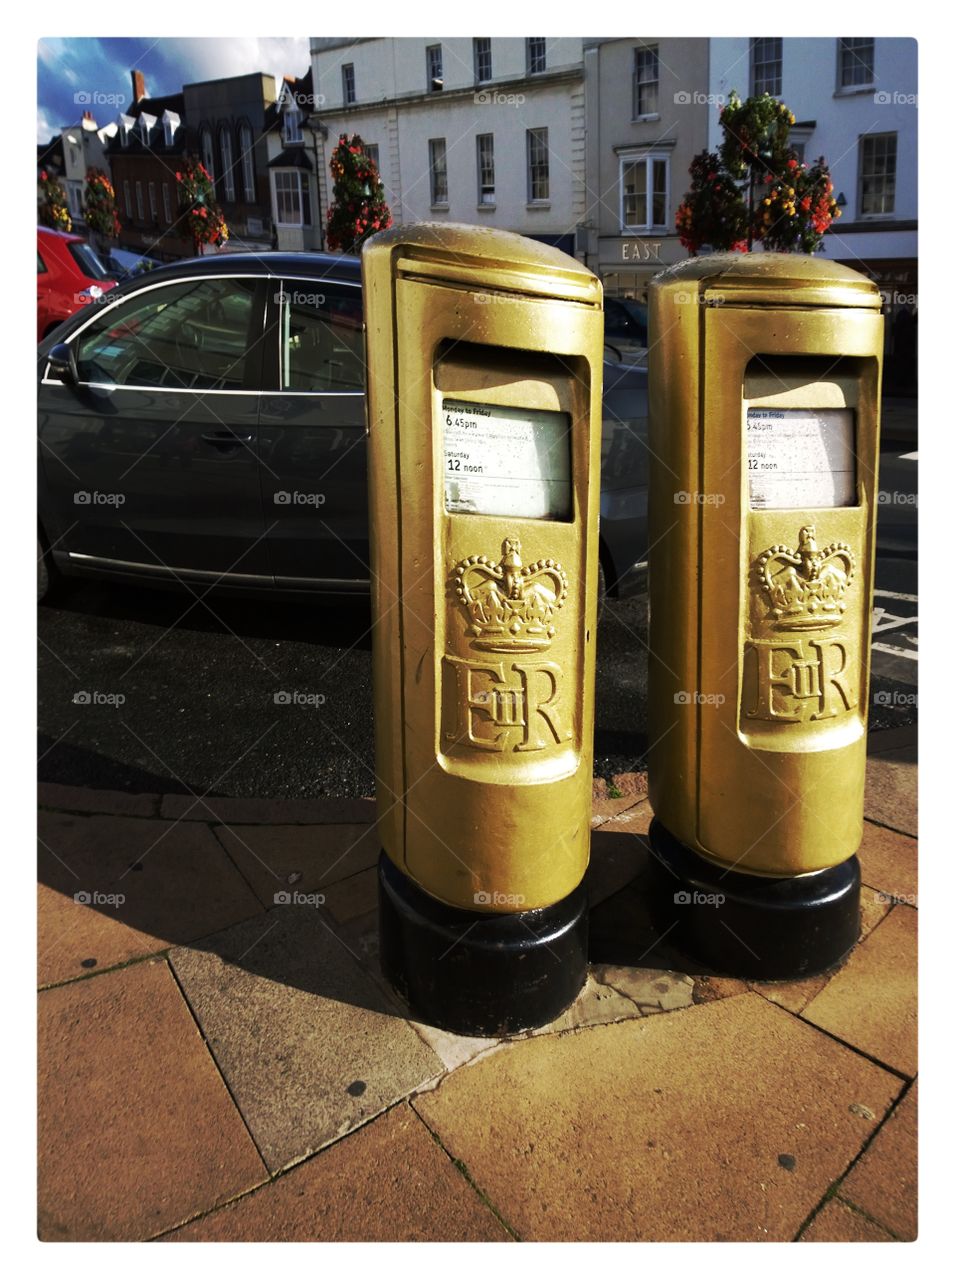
[{"xmin": 37, "ymin": 727, "xmax": 917, "ymax": 1242}]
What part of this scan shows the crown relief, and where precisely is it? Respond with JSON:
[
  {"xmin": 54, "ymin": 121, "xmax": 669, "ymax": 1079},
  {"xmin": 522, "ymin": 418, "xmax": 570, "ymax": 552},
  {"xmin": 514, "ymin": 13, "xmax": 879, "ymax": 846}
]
[
  {"xmin": 451, "ymin": 537, "xmax": 568, "ymax": 653},
  {"xmin": 752, "ymin": 524, "xmax": 855, "ymax": 631}
]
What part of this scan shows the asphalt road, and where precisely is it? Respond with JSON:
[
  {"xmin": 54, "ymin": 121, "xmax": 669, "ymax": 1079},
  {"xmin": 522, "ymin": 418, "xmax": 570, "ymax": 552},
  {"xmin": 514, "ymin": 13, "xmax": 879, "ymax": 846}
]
[{"xmin": 38, "ymin": 550, "xmax": 915, "ymax": 802}]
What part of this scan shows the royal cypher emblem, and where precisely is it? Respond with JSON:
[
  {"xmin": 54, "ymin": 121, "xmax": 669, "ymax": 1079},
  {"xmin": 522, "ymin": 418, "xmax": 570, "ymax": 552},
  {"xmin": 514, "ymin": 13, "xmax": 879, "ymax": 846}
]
[
  {"xmin": 752, "ymin": 524, "xmax": 855, "ymax": 631},
  {"xmin": 450, "ymin": 537, "xmax": 567, "ymax": 652}
]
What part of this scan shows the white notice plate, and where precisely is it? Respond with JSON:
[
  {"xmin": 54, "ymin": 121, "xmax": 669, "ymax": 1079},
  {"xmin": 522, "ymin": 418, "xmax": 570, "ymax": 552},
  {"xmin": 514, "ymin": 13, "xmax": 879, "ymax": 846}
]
[
  {"xmin": 442, "ymin": 399, "xmax": 572, "ymax": 520},
  {"xmin": 747, "ymin": 408, "xmax": 856, "ymax": 510}
]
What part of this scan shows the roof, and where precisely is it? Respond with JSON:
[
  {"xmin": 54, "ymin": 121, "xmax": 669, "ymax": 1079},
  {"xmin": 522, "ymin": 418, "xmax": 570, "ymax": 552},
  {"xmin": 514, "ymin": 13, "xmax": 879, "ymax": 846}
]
[
  {"xmin": 103, "ymin": 251, "xmax": 362, "ymax": 297},
  {"xmin": 268, "ymin": 146, "xmax": 313, "ymax": 170}
]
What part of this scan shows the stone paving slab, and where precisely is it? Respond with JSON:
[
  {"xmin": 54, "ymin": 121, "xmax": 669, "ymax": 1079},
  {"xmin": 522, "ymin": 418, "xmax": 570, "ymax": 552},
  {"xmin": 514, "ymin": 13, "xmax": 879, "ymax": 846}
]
[
  {"xmin": 169, "ymin": 905, "xmax": 443, "ymax": 1173},
  {"xmin": 839, "ymin": 1081, "xmax": 917, "ymax": 1240},
  {"xmin": 858, "ymin": 820, "xmax": 918, "ymax": 904},
  {"xmin": 167, "ymin": 1104, "xmax": 512, "ymax": 1242},
  {"xmin": 802, "ymin": 905, "xmax": 917, "ymax": 1078},
  {"xmin": 864, "ymin": 748, "xmax": 917, "ymax": 837},
  {"xmin": 38, "ymin": 812, "xmax": 264, "ymax": 987},
  {"xmin": 38, "ymin": 958, "xmax": 267, "ymax": 1241},
  {"xmin": 799, "ymin": 1196, "xmax": 897, "ymax": 1242},
  {"xmin": 213, "ymin": 822, "xmax": 380, "ymax": 908},
  {"xmin": 413, "ymin": 992, "xmax": 901, "ymax": 1242}
]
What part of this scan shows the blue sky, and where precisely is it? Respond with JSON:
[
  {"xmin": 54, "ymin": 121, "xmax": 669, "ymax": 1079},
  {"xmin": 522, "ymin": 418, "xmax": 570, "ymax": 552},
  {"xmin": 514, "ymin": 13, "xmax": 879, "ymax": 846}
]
[{"xmin": 37, "ymin": 36, "xmax": 309, "ymax": 141}]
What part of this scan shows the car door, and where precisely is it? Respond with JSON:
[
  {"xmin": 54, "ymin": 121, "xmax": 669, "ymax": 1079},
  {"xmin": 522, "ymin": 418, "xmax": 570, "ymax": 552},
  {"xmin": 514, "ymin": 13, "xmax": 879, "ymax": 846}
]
[
  {"xmin": 256, "ymin": 277, "xmax": 369, "ymax": 588},
  {"xmin": 38, "ymin": 273, "xmax": 272, "ymax": 581}
]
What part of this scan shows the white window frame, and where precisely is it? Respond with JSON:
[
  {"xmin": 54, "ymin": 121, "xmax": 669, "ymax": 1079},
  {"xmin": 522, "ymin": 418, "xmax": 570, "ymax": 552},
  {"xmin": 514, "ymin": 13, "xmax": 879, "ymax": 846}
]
[
  {"xmin": 427, "ymin": 44, "xmax": 443, "ymax": 92},
  {"xmin": 123, "ymin": 180, "xmax": 132, "ymax": 217},
  {"xmin": 526, "ymin": 38, "xmax": 546, "ymax": 75},
  {"xmin": 429, "ymin": 138, "xmax": 448, "ymax": 206},
  {"xmin": 219, "ymin": 128, "xmax": 235, "ymax": 202},
  {"xmin": 839, "ymin": 37, "xmax": 876, "ymax": 90},
  {"xmin": 162, "ymin": 183, "xmax": 172, "ymax": 224},
  {"xmin": 342, "ymin": 63, "xmax": 356, "ymax": 105},
  {"xmin": 526, "ymin": 127, "xmax": 549, "ymax": 203},
  {"xmin": 858, "ymin": 131, "xmax": 897, "ymax": 218},
  {"xmin": 474, "ymin": 38, "xmax": 492, "ymax": 84},
  {"xmin": 632, "ymin": 46, "xmax": 660, "ymax": 119},
  {"xmin": 135, "ymin": 181, "xmax": 145, "ymax": 221},
  {"xmin": 200, "ymin": 127, "xmax": 215, "ymax": 180},
  {"xmin": 239, "ymin": 124, "xmax": 255, "ymax": 202},
  {"xmin": 283, "ymin": 104, "xmax": 303, "ymax": 145},
  {"xmin": 148, "ymin": 181, "xmax": 158, "ymax": 222},
  {"xmin": 272, "ymin": 169, "xmax": 310, "ymax": 228},
  {"xmin": 619, "ymin": 152, "xmax": 669, "ymax": 232},
  {"xmin": 750, "ymin": 37, "xmax": 783, "ymax": 97},
  {"xmin": 476, "ymin": 133, "xmax": 495, "ymax": 206}
]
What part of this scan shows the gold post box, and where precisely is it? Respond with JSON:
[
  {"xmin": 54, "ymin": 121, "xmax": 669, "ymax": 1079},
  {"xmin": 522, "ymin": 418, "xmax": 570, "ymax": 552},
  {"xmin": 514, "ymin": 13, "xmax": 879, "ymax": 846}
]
[
  {"xmin": 647, "ymin": 253, "xmax": 883, "ymax": 979},
  {"xmin": 362, "ymin": 223, "xmax": 603, "ymax": 1034}
]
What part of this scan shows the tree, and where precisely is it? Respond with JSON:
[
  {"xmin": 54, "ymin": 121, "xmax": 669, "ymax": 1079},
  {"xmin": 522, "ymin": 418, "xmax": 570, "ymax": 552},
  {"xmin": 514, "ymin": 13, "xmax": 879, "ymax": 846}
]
[
  {"xmin": 83, "ymin": 168, "xmax": 121, "ymax": 246},
  {"xmin": 676, "ymin": 91, "xmax": 840, "ymax": 255},
  {"xmin": 325, "ymin": 134, "xmax": 392, "ymax": 254},
  {"xmin": 176, "ymin": 159, "xmax": 229, "ymax": 256},
  {"xmin": 38, "ymin": 169, "xmax": 71, "ymax": 232}
]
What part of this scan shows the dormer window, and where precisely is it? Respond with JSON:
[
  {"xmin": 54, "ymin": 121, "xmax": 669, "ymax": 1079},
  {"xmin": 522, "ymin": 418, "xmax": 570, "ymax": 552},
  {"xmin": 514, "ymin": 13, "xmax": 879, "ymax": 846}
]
[
  {"xmin": 162, "ymin": 110, "xmax": 180, "ymax": 147},
  {"xmin": 284, "ymin": 103, "xmax": 303, "ymax": 144},
  {"xmin": 137, "ymin": 112, "xmax": 156, "ymax": 145},
  {"xmin": 117, "ymin": 114, "xmax": 134, "ymax": 148}
]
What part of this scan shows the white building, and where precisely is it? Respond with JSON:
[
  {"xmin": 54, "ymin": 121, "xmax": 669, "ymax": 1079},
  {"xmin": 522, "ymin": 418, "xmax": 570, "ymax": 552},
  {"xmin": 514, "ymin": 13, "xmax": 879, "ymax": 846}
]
[
  {"xmin": 708, "ymin": 36, "xmax": 917, "ymax": 385},
  {"xmin": 269, "ymin": 37, "xmax": 586, "ymax": 255},
  {"xmin": 59, "ymin": 113, "xmax": 115, "ymax": 225}
]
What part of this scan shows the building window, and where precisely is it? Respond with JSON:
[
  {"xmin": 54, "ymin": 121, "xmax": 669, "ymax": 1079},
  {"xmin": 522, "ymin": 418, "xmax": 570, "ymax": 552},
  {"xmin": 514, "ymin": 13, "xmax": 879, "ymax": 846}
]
[
  {"xmin": 284, "ymin": 104, "xmax": 303, "ymax": 145},
  {"xmin": 272, "ymin": 169, "xmax": 311, "ymax": 227},
  {"xmin": 342, "ymin": 63, "xmax": 356, "ymax": 105},
  {"xmin": 163, "ymin": 116, "xmax": 175, "ymax": 146},
  {"xmin": 148, "ymin": 181, "xmax": 158, "ymax": 222},
  {"xmin": 67, "ymin": 182, "xmax": 83, "ymax": 219},
  {"xmin": 135, "ymin": 181, "xmax": 144, "ymax": 222},
  {"xmin": 476, "ymin": 133, "xmax": 495, "ymax": 205},
  {"xmin": 621, "ymin": 154, "xmax": 668, "ymax": 230},
  {"xmin": 526, "ymin": 128, "xmax": 549, "ymax": 202},
  {"xmin": 162, "ymin": 183, "xmax": 172, "ymax": 223},
  {"xmin": 474, "ymin": 38, "xmax": 492, "ymax": 83},
  {"xmin": 239, "ymin": 123, "xmax": 255, "ymax": 201},
  {"xmin": 200, "ymin": 127, "xmax": 215, "ymax": 179},
  {"xmin": 858, "ymin": 132, "xmax": 896, "ymax": 216},
  {"xmin": 751, "ymin": 38, "xmax": 782, "ymax": 97},
  {"xmin": 365, "ymin": 143, "xmax": 380, "ymax": 173},
  {"xmin": 429, "ymin": 138, "xmax": 448, "ymax": 205},
  {"xmin": 839, "ymin": 38, "xmax": 875, "ymax": 89},
  {"xmin": 219, "ymin": 128, "xmax": 235, "ymax": 202},
  {"xmin": 123, "ymin": 180, "xmax": 132, "ymax": 217},
  {"xmin": 138, "ymin": 116, "xmax": 151, "ymax": 145},
  {"xmin": 633, "ymin": 46, "xmax": 659, "ymax": 118},
  {"xmin": 427, "ymin": 44, "xmax": 443, "ymax": 92},
  {"xmin": 527, "ymin": 38, "xmax": 546, "ymax": 75}
]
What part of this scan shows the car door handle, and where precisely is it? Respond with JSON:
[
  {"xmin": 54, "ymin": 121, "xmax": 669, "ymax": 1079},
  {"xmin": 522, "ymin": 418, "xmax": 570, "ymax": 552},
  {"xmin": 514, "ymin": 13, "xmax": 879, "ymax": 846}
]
[{"xmin": 201, "ymin": 430, "xmax": 254, "ymax": 447}]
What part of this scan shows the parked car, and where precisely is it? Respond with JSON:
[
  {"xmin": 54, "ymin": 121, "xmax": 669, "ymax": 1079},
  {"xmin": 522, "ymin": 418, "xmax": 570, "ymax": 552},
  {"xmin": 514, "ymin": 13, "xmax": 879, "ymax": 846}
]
[
  {"xmin": 105, "ymin": 246, "xmax": 163, "ymax": 281},
  {"xmin": 37, "ymin": 253, "xmax": 648, "ymax": 603},
  {"xmin": 604, "ymin": 295, "xmax": 649, "ymax": 365},
  {"xmin": 37, "ymin": 227, "xmax": 117, "ymax": 342}
]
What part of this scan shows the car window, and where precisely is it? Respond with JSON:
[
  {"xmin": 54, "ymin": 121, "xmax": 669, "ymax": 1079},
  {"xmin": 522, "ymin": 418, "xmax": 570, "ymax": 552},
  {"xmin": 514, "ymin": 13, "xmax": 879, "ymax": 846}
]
[
  {"xmin": 68, "ymin": 241, "xmax": 111, "ymax": 281},
  {"xmin": 280, "ymin": 282, "xmax": 364, "ymax": 392},
  {"xmin": 37, "ymin": 251, "xmax": 47, "ymax": 275},
  {"xmin": 73, "ymin": 277, "xmax": 257, "ymax": 390}
]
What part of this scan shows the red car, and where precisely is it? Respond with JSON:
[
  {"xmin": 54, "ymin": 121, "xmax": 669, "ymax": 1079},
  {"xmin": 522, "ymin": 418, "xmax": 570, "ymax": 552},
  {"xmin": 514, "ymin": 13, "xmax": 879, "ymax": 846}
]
[{"xmin": 37, "ymin": 227, "xmax": 117, "ymax": 342}]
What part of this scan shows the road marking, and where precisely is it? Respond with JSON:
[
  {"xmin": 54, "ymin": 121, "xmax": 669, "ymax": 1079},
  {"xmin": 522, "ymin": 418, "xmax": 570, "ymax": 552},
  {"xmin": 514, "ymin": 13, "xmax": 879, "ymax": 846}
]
[
  {"xmin": 872, "ymin": 640, "xmax": 918, "ymax": 662},
  {"xmin": 873, "ymin": 589, "xmax": 918, "ymax": 603}
]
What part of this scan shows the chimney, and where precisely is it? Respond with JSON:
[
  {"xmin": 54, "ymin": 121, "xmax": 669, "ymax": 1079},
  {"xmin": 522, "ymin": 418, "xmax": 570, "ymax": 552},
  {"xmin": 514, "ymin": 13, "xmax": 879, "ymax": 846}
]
[{"xmin": 131, "ymin": 69, "xmax": 146, "ymax": 104}]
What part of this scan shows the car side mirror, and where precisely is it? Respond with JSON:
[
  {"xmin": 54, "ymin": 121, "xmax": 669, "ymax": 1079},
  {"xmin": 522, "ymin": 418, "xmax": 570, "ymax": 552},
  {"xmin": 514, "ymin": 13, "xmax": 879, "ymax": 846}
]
[{"xmin": 47, "ymin": 343, "xmax": 77, "ymax": 385}]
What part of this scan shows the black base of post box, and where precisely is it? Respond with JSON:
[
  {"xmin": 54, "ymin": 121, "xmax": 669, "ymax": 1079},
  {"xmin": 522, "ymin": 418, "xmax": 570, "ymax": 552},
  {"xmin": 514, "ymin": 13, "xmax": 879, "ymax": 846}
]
[
  {"xmin": 647, "ymin": 820, "xmax": 861, "ymax": 981},
  {"xmin": 377, "ymin": 851, "xmax": 588, "ymax": 1037}
]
